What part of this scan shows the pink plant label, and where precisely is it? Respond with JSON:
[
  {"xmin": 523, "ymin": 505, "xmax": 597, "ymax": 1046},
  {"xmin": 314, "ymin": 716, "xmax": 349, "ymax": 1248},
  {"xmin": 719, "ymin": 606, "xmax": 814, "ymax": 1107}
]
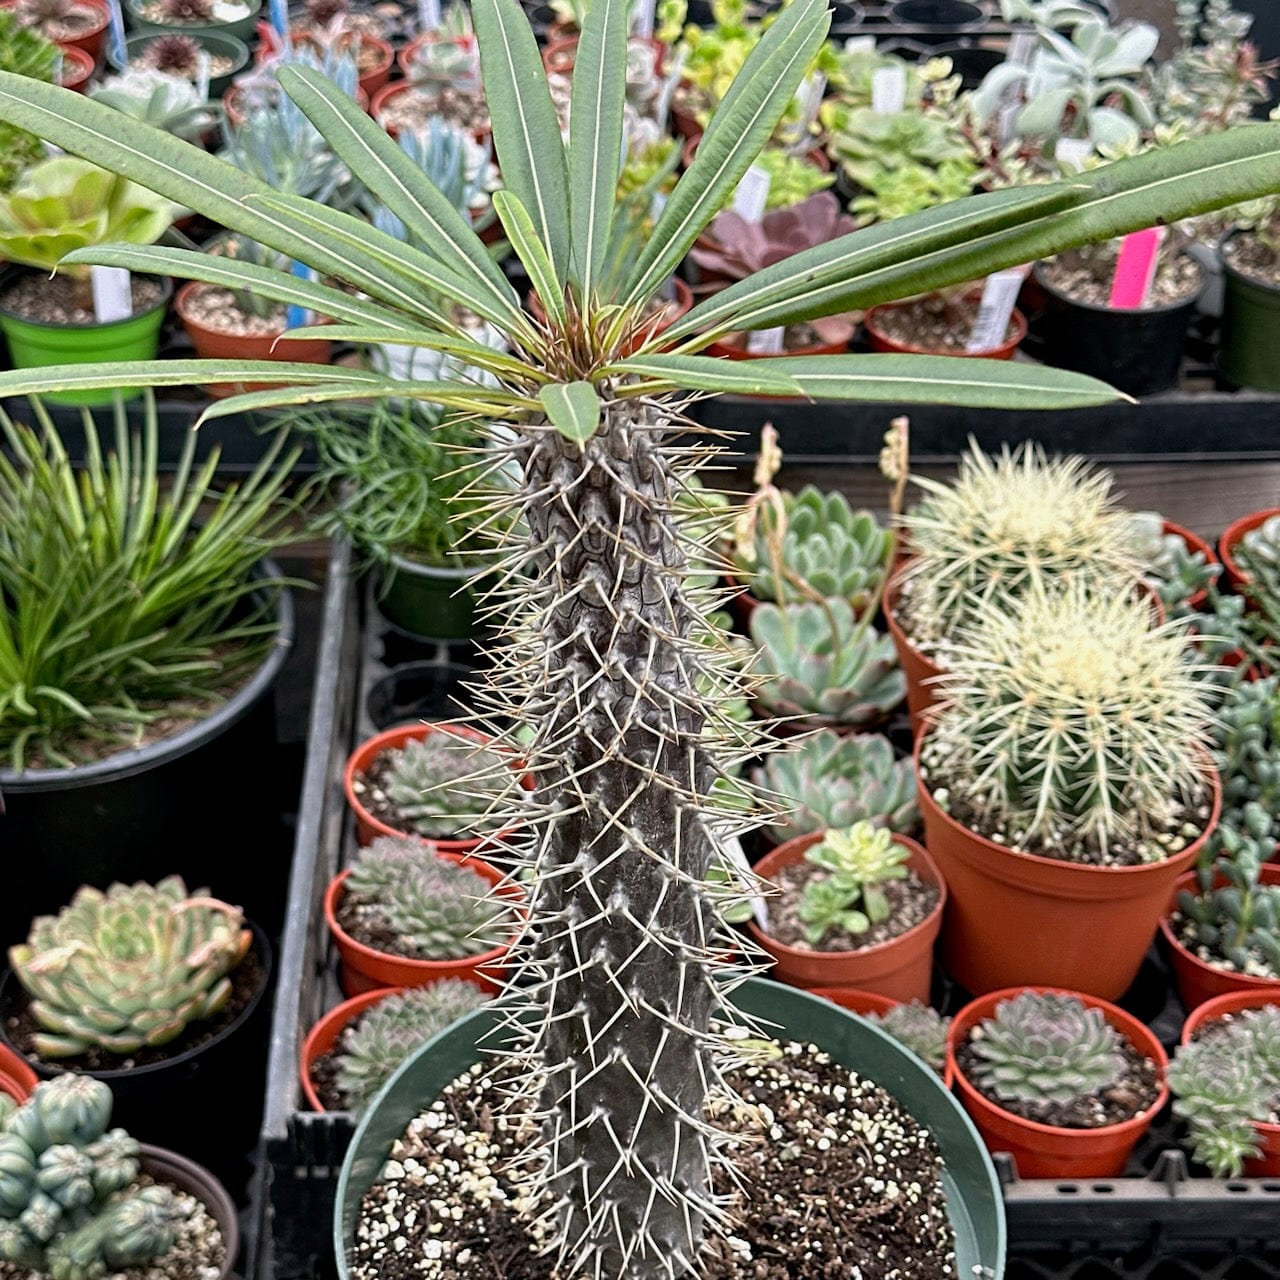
[{"xmin": 1109, "ymin": 227, "xmax": 1166, "ymax": 310}]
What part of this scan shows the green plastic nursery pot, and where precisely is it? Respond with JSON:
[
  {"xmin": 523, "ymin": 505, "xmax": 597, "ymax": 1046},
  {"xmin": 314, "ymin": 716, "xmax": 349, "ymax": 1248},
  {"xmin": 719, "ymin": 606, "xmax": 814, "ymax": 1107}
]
[
  {"xmin": 946, "ymin": 987, "xmax": 1170, "ymax": 1179},
  {"xmin": 124, "ymin": 0, "xmax": 262, "ymax": 42},
  {"xmin": 1220, "ymin": 233, "xmax": 1280, "ymax": 392},
  {"xmin": 333, "ymin": 978, "xmax": 1006, "ymax": 1279},
  {"xmin": 1180, "ymin": 989, "xmax": 1280, "ymax": 1176},
  {"xmin": 376, "ymin": 553, "xmax": 485, "ymax": 642},
  {"xmin": 0, "ymin": 274, "xmax": 170, "ymax": 407},
  {"xmin": 107, "ymin": 30, "xmax": 251, "ymax": 96}
]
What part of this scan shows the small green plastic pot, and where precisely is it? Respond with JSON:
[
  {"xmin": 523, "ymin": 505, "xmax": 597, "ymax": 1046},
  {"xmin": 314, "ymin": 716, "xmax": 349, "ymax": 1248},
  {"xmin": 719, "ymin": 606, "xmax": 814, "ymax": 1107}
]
[
  {"xmin": 0, "ymin": 273, "xmax": 171, "ymax": 407},
  {"xmin": 123, "ymin": 0, "xmax": 262, "ymax": 43},
  {"xmin": 107, "ymin": 29, "xmax": 251, "ymax": 96},
  {"xmin": 334, "ymin": 977, "xmax": 1006, "ymax": 1278},
  {"xmin": 376, "ymin": 553, "xmax": 489, "ymax": 643},
  {"xmin": 1220, "ymin": 231, "xmax": 1280, "ymax": 392}
]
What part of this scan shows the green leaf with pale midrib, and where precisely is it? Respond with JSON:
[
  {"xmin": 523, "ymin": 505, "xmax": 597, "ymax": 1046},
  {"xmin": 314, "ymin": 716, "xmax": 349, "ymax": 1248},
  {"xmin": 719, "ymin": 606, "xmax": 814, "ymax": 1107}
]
[
  {"xmin": 493, "ymin": 189, "xmax": 564, "ymax": 329},
  {"xmin": 278, "ymin": 325, "xmax": 537, "ymax": 381},
  {"xmin": 0, "ymin": 361, "xmax": 388, "ymax": 398},
  {"xmin": 540, "ymin": 381, "xmax": 601, "ymax": 443},
  {"xmin": 198, "ymin": 381, "xmax": 530, "ymax": 423},
  {"xmin": 607, "ymin": 353, "xmax": 802, "ymax": 396}
]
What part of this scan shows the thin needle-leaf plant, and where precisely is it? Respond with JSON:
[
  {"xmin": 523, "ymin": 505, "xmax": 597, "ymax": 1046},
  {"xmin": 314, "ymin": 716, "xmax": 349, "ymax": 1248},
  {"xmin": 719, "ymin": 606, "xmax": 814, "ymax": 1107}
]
[{"xmin": 1, "ymin": 3, "xmax": 1280, "ymax": 1273}]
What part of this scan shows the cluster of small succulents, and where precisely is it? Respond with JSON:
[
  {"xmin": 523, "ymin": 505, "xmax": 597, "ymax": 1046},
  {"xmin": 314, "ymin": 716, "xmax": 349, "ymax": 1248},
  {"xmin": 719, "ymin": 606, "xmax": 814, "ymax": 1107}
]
[
  {"xmin": 966, "ymin": 991, "xmax": 1127, "ymax": 1106},
  {"xmin": 749, "ymin": 599, "xmax": 905, "ymax": 729},
  {"xmin": 926, "ymin": 582, "xmax": 1215, "ymax": 864},
  {"xmin": 1168, "ymin": 1004, "xmax": 1280, "ymax": 1176},
  {"xmin": 344, "ymin": 837, "xmax": 512, "ymax": 960},
  {"xmin": 733, "ymin": 486, "xmax": 891, "ymax": 610},
  {"xmin": 0, "ymin": 1076, "xmax": 186, "ymax": 1280},
  {"xmin": 868, "ymin": 1003, "xmax": 950, "ymax": 1075},
  {"xmin": 754, "ymin": 730, "xmax": 917, "ymax": 844},
  {"xmin": 380, "ymin": 731, "xmax": 515, "ymax": 840},
  {"xmin": 897, "ymin": 443, "xmax": 1143, "ymax": 656},
  {"xmin": 1236, "ymin": 515, "xmax": 1280, "ymax": 598},
  {"xmin": 9, "ymin": 877, "xmax": 251, "ymax": 1059},
  {"xmin": 797, "ymin": 822, "xmax": 910, "ymax": 946},
  {"xmin": 1125, "ymin": 512, "xmax": 1221, "ymax": 611},
  {"xmin": 334, "ymin": 981, "xmax": 488, "ymax": 1116}
]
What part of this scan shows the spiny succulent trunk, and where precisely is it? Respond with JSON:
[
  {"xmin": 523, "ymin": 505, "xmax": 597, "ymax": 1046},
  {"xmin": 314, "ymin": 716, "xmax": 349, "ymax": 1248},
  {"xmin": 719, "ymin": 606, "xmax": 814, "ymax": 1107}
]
[{"xmin": 524, "ymin": 400, "xmax": 720, "ymax": 1280}]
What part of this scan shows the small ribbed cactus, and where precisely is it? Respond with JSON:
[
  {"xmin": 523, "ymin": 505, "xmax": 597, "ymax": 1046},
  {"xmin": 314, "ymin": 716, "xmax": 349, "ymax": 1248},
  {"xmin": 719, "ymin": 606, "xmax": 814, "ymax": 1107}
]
[
  {"xmin": 750, "ymin": 599, "xmax": 905, "ymax": 728},
  {"xmin": 9, "ymin": 877, "xmax": 252, "ymax": 1059},
  {"xmin": 798, "ymin": 822, "xmax": 910, "ymax": 946},
  {"xmin": 755, "ymin": 730, "xmax": 918, "ymax": 843},
  {"xmin": 927, "ymin": 582, "xmax": 1215, "ymax": 862},
  {"xmin": 898, "ymin": 442, "xmax": 1143, "ymax": 654},
  {"xmin": 344, "ymin": 836, "xmax": 512, "ymax": 960},
  {"xmin": 1169, "ymin": 1004, "xmax": 1280, "ymax": 1175},
  {"xmin": 334, "ymin": 980, "xmax": 489, "ymax": 1115},
  {"xmin": 869, "ymin": 1002, "xmax": 950, "ymax": 1074},
  {"xmin": 734, "ymin": 486, "xmax": 891, "ymax": 609},
  {"xmin": 0, "ymin": 1077, "xmax": 185, "ymax": 1280},
  {"xmin": 381, "ymin": 731, "xmax": 513, "ymax": 840},
  {"xmin": 967, "ymin": 991, "xmax": 1127, "ymax": 1106}
]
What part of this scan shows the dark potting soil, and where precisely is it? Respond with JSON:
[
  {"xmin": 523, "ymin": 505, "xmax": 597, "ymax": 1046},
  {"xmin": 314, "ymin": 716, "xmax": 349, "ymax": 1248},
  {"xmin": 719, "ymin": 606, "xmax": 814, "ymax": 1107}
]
[
  {"xmin": 1041, "ymin": 248, "xmax": 1203, "ymax": 308},
  {"xmin": 5, "ymin": 946, "xmax": 265, "ymax": 1074},
  {"xmin": 766, "ymin": 862, "xmax": 938, "ymax": 952},
  {"xmin": 954, "ymin": 1035, "xmax": 1160, "ymax": 1131},
  {"xmin": 871, "ymin": 292, "xmax": 1017, "ymax": 354},
  {"xmin": 181, "ymin": 282, "xmax": 287, "ymax": 336},
  {"xmin": 0, "ymin": 1177, "xmax": 227, "ymax": 1280},
  {"xmin": 1171, "ymin": 913, "xmax": 1280, "ymax": 982},
  {"xmin": 380, "ymin": 84, "xmax": 489, "ymax": 134},
  {"xmin": 311, "ymin": 1046, "xmax": 346, "ymax": 1112},
  {"xmin": 1223, "ymin": 233, "xmax": 1280, "ymax": 289},
  {"xmin": 0, "ymin": 274, "xmax": 165, "ymax": 326},
  {"xmin": 348, "ymin": 1043, "xmax": 958, "ymax": 1280}
]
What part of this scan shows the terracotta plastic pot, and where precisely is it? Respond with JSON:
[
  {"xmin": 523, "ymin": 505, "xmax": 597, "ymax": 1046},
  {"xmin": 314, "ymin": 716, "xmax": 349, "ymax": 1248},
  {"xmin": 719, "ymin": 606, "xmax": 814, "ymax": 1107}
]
[
  {"xmin": 0, "ymin": 1044, "xmax": 37, "ymax": 1104},
  {"xmin": 324, "ymin": 862, "xmax": 519, "ymax": 997},
  {"xmin": 705, "ymin": 320, "xmax": 854, "ymax": 361},
  {"xmin": 371, "ymin": 79, "xmax": 491, "ymax": 140},
  {"xmin": 1219, "ymin": 508, "xmax": 1280, "ymax": 596},
  {"xmin": 808, "ymin": 987, "xmax": 899, "ymax": 1017},
  {"xmin": 1, "ymin": 0, "xmax": 110, "ymax": 58},
  {"xmin": 343, "ymin": 721, "xmax": 532, "ymax": 850},
  {"xmin": 1163, "ymin": 519, "xmax": 1218, "ymax": 611},
  {"xmin": 864, "ymin": 296, "xmax": 1027, "ymax": 360},
  {"xmin": 746, "ymin": 832, "xmax": 945, "ymax": 1004},
  {"xmin": 257, "ymin": 25, "xmax": 393, "ymax": 96},
  {"xmin": 300, "ymin": 987, "xmax": 404, "ymax": 1112},
  {"xmin": 1160, "ymin": 864, "xmax": 1280, "ymax": 1012},
  {"xmin": 541, "ymin": 32, "xmax": 665, "ymax": 76},
  {"xmin": 883, "ymin": 562, "xmax": 945, "ymax": 733},
  {"xmin": 915, "ymin": 729, "xmax": 1222, "ymax": 1000},
  {"xmin": 59, "ymin": 45, "xmax": 94, "ymax": 91},
  {"xmin": 397, "ymin": 29, "xmax": 477, "ymax": 76},
  {"xmin": 947, "ymin": 986, "xmax": 1169, "ymax": 1178},
  {"xmin": 1180, "ymin": 988, "xmax": 1280, "ymax": 1175},
  {"xmin": 175, "ymin": 280, "xmax": 332, "ymax": 398}
]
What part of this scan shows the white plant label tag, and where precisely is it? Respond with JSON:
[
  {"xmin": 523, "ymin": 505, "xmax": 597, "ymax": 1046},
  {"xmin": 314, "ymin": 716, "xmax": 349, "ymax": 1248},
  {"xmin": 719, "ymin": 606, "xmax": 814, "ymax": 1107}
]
[
  {"xmin": 418, "ymin": 0, "xmax": 441, "ymax": 33},
  {"xmin": 105, "ymin": 0, "xmax": 127, "ymax": 67},
  {"xmin": 719, "ymin": 834, "xmax": 769, "ymax": 931},
  {"xmin": 655, "ymin": 46, "xmax": 686, "ymax": 131},
  {"xmin": 195, "ymin": 48, "xmax": 212, "ymax": 103},
  {"xmin": 996, "ymin": 100, "xmax": 1020, "ymax": 144},
  {"xmin": 746, "ymin": 326, "xmax": 785, "ymax": 354},
  {"xmin": 797, "ymin": 71, "xmax": 826, "ymax": 133},
  {"xmin": 1007, "ymin": 32, "xmax": 1036, "ymax": 65},
  {"xmin": 632, "ymin": 0, "xmax": 655, "ymax": 39},
  {"xmin": 1055, "ymin": 136, "xmax": 1094, "ymax": 171},
  {"xmin": 843, "ymin": 35, "xmax": 875, "ymax": 53},
  {"xmin": 966, "ymin": 268, "xmax": 1025, "ymax": 353},
  {"xmin": 732, "ymin": 164, "xmax": 771, "ymax": 223},
  {"xmin": 871, "ymin": 64, "xmax": 907, "ymax": 115},
  {"xmin": 91, "ymin": 266, "xmax": 132, "ymax": 324}
]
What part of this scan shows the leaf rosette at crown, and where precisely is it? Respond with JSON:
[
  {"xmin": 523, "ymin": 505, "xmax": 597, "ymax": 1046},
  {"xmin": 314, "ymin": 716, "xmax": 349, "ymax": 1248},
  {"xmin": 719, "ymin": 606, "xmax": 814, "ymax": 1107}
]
[{"xmin": 2, "ymin": 1, "xmax": 1280, "ymax": 1277}]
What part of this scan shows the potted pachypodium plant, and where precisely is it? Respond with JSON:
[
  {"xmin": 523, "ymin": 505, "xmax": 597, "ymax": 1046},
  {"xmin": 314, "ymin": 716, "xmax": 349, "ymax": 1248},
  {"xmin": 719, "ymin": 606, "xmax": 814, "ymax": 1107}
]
[
  {"xmin": 4, "ymin": 0, "xmax": 1280, "ymax": 1269},
  {"xmin": 0, "ymin": 1075, "xmax": 240, "ymax": 1280},
  {"xmin": 1169, "ymin": 993, "xmax": 1280, "ymax": 1176},
  {"xmin": 0, "ymin": 157, "xmax": 178, "ymax": 404},
  {"xmin": 918, "ymin": 581, "xmax": 1221, "ymax": 1000},
  {"xmin": 323, "ymin": 836, "xmax": 520, "ymax": 996},
  {"xmin": 946, "ymin": 988, "xmax": 1169, "ymax": 1178},
  {"xmin": 747, "ymin": 820, "xmax": 945, "ymax": 1002}
]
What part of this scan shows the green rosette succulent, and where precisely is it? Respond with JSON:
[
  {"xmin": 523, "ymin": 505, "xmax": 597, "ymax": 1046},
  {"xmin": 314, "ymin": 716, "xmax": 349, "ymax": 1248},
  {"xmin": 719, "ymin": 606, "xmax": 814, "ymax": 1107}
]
[
  {"xmin": 868, "ymin": 1003, "xmax": 950, "ymax": 1074},
  {"xmin": 10, "ymin": 876, "xmax": 252, "ymax": 1059},
  {"xmin": 381, "ymin": 731, "xmax": 515, "ymax": 839},
  {"xmin": 797, "ymin": 822, "xmax": 910, "ymax": 945}
]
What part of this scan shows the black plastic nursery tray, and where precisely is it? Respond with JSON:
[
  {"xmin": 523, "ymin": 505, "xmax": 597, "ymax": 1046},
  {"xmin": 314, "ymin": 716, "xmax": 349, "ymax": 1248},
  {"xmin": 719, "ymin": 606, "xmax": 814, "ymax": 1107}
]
[{"xmin": 250, "ymin": 536, "xmax": 1280, "ymax": 1280}]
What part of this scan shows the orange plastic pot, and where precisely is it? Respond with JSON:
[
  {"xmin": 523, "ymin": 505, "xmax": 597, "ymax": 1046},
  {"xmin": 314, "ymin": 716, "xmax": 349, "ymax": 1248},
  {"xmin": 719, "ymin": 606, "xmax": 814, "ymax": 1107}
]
[
  {"xmin": 59, "ymin": 45, "xmax": 94, "ymax": 91},
  {"xmin": 864, "ymin": 296, "xmax": 1027, "ymax": 360},
  {"xmin": 371, "ymin": 79, "xmax": 491, "ymax": 141},
  {"xmin": 257, "ymin": 25, "xmax": 393, "ymax": 96},
  {"xmin": 1, "ymin": 0, "xmax": 110, "ymax": 58},
  {"xmin": 1163, "ymin": 520, "xmax": 1218, "ymax": 611},
  {"xmin": 175, "ymin": 280, "xmax": 332, "ymax": 398},
  {"xmin": 324, "ymin": 860, "xmax": 519, "ymax": 996},
  {"xmin": 808, "ymin": 987, "xmax": 899, "ymax": 1017},
  {"xmin": 746, "ymin": 832, "xmax": 945, "ymax": 1004},
  {"xmin": 1160, "ymin": 864, "xmax": 1280, "ymax": 1012},
  {"xmin": 299, "ymin": 987, "xmax": 403, "ymax": 1112},
  {"xmin": 397, "ymin": 29, "xmax": 478, "ymax": 76},
  {"xmin": 0, "ymin": 1044, "xmax": 36, "ymax": 1104},
  {"xmin": 1219, "ymin": 508, "xmax": 1280, "ymax": 597},
  {"xmin": 915, "ymin": 729, "xmax": 1222, "ymax": 1000},
  {"xmin": 1180, "ymin": 989, "xmax": 1280, "ymax": 1175},
  {"xmin": 947, "ymin": 986, "xmax": 1169, "ymax": 1178},
  {"xmin": 541, "ymin": 33, "xmax": 665, "ymax": 76},
  {"xmin": 705, "ymin": 320, "xmax": 853, "ymax": 361},
  {"xmin": 343, "ymin": 721, "xmax": 532, "ymax": 851},
  {"xmin": 883, "ymin": 562, "xmax": 945, "ymax": 733}
]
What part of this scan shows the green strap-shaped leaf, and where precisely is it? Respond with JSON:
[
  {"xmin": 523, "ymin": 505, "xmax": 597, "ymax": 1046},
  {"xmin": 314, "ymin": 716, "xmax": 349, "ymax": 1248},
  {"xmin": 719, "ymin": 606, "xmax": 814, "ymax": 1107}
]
[
  {"xmin": 607, "ymin": 353, "xmax": 802, "ymax": 397},
  {"xmin": 198, "ymin": 380, "xmax": 530, "ymax": 422},
  {"xmin": 539, "ymin": 380, "xmax": 601, "ymax": 443},
  {"xmin": 60, "ymin": 245, "xmax": 418, "ymax": 334},
  {"xmin": 619, "ymin": 0, "xmax": 830, "ymax": 310},
  {"xmin": 494, "ymin": 189, "xmax": 565, "ymax": 328},
  {"xmin": 473, "ymin": 0, "xmax": 571, "ymax": 279},
  {"xmin": 0, "ymin": 361, "xmax": 387, "ymax": 399},
  {"xmin": 567, "ymin": 0, "xmax": 628, "ymax": 296},
  {"xmin": 275, "ymin": 65, "xmax": 526, "ymax": 332},
  {"xmin": 670, "ymin": 125, "xmax": 1280, "ymax": 341}
]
